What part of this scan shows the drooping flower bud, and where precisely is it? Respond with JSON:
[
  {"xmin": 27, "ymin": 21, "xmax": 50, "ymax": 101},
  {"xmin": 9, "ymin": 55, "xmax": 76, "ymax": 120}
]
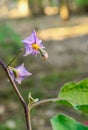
[
  {"xmin": 39, "ymin": 48, "xmax": 48, "ymax": 60},
  {"xmin": 8, "ymin": 63, "xmax": 32, "ymax": 84}
]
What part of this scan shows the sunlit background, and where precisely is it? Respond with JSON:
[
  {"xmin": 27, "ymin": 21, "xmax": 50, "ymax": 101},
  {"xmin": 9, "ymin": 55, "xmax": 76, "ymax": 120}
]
[{"xmin": 0, "ymin": 0, "xmax": 88, "ymax": 130}]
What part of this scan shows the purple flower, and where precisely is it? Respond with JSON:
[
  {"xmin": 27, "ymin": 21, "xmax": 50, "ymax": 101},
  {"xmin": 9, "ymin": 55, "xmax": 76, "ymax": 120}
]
[
  {"xmin": 22, "ymin": 30, "xmax": 45, "ymax": 56},
  {"xmin": 8, "ymin": 63, "xmax": 32, "ymax": 84}
]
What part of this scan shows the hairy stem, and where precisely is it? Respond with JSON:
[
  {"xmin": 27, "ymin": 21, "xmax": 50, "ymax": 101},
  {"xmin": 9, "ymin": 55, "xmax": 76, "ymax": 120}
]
[
  {"xmin": 0, "ymin": 59, "xmax": 31, "ymax": 130},
  {"xmin": 31, "ymin": 98, "xmax": 59, "ymax": 109},
  {"xmin": 31, "ymin": 97, "xmax": 78, "ymax": 109},
  {"xmin": 28, "ymin": 109, "xmax": 32, "ymax": 130}
]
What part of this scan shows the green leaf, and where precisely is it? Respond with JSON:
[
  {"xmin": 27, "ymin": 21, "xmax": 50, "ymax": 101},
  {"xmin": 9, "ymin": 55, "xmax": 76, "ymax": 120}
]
[
  {"xmin": 57, "ymin": 78, "xmax": 88, "ymax": 112},
  {"xmin": 75, "ymin": 105, "xmax": 88, "ymax": 113},
  {"xmin": 51, "ymin": 114, "xmax": 88, "ymax": 130}
]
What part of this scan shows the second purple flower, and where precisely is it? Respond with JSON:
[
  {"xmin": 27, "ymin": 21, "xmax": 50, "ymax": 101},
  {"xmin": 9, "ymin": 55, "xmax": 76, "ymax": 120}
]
[{"xmin": 8, "ymin": 63, "xmax": 32, "ymax": 84}]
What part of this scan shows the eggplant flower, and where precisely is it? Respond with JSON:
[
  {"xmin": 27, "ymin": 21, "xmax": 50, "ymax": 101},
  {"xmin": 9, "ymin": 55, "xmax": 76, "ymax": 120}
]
[
  {"xmin": 22, "ymin": 30, "xmax": 45, "ymax": 56},
  {"xmin": 8, "ymin": 63, "xmax": 32, "ymax": 84}
]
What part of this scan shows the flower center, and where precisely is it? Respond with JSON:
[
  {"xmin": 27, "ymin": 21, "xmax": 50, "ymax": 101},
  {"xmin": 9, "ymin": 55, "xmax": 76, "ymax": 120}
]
[{"xmin": 32, "ymin": 44, "xmax": 40, "ymax": 50}]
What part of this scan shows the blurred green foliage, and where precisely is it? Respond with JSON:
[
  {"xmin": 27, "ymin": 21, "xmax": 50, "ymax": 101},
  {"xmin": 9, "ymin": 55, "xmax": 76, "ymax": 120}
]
[
  {"xmin": 0, "ymin": 23, "xmax": 22, "ymax": 63},
  {"xmin": 75, "ymin": 0, "xmax": 88, "ymax": 7},
  {"xmin": 0, "ymin": 118, "xmax": 23, "ymax": 130},
  {"xmin": 0, "ymin": 24, "xmax": 21, "ymax": 48}
]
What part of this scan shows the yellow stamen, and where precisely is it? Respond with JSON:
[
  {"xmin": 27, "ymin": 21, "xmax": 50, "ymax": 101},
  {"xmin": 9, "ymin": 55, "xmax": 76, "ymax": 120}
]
[{"xmin": 32, "ymin": 44, "xmax": 40, "ymax": 50}]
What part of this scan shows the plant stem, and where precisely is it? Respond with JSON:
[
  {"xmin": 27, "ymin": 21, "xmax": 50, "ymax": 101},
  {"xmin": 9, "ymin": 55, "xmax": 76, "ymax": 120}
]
[
  {"xmin": 7, "ymin": 48, "xmax": 23, "ymax": 67},
  {"xmin": 0, "ymin": 59, "xmax": 31, "ymax": 130},
  {"xmin": 28, "ymin": 109, "xmax": 32, "ymax": 130},
  {"xmin": 24, "ymin": 105, "xmax": 31, "ymax": 130},
  {"xmin": 31, "ymin": 98, "xmax": 59, "ymax": 109},
  {"xmin": 31, "ymin": 97, "xmax": 78, "ymax": 109}
]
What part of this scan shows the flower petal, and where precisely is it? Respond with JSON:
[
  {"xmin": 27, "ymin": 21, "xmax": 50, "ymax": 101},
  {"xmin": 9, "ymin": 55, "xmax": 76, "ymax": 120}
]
[
  {"xmin": 8, "ymin": 64, "xmax": 32, "ymax": 84},
  {"xmin": 22, "ymin": 30, "xmax": 45, "ymax": 56}
]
